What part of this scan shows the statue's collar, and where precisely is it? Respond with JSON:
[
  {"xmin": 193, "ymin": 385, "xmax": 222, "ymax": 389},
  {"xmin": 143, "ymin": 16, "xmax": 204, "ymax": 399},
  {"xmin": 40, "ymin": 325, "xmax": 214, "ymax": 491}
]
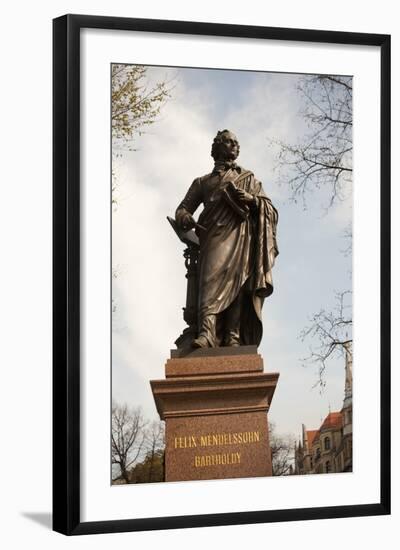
[{"xmin": 212, "ymin": 161, "xmax": 241, "ymax": 174}]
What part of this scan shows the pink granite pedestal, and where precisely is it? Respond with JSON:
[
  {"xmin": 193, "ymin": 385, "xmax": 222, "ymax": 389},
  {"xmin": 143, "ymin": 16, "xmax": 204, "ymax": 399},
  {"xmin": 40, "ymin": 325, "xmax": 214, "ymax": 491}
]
[{"xmin": 150, "ymin": 347, "xmax": 279, "ymax": 482}]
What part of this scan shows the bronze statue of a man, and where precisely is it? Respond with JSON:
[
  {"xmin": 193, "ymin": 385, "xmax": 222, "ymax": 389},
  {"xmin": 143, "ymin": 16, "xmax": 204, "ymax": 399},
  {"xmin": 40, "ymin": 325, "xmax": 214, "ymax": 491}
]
[{"xmin": 175, "ymin": 130, "xmax": 279, "ymax": 348}]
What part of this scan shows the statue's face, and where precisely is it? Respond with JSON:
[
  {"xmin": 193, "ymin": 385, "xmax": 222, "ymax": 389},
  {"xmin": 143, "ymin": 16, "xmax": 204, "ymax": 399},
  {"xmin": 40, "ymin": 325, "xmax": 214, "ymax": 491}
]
[{"xmin": 217, "ymin": 131, "xmax": 239, "ymax": 161}]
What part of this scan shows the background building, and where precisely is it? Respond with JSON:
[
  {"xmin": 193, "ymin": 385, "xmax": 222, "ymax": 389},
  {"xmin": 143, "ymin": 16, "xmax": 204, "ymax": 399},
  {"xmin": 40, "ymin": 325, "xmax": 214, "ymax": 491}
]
[{"xmin": 295, "ymin": 343, "xmax": 352, "ymax": 474}]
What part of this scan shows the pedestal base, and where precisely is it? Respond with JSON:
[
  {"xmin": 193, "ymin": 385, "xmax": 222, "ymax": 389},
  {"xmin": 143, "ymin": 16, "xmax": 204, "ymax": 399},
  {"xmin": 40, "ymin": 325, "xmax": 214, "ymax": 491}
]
[{"xmin": 150, "ymin": 348, "xmax": 279, "ymax": 482}]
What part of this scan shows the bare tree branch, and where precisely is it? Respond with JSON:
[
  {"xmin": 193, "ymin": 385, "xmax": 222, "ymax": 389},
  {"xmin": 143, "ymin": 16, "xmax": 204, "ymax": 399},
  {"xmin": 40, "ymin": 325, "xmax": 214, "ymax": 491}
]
[
  {"xmin": 273, "ymin": 74, "xmax": 352, "ymax": 209},
  {"xmin": 272, "ymin": 74, "xmax": 353, "ymax": 388},
  {"xmin": 269, "ymin": 422, "xmax": 295, "ymax": 476},
  {"xmin": 144, "ymin": 421, "xmax": 165, "ymax": 483},
  {"xmin": 300, "ymin": 291, "xmax": 352, "ymax": 389},
  {"xmin": 111, "ymin": 402, "xmax": 147, "ymax": 482}
]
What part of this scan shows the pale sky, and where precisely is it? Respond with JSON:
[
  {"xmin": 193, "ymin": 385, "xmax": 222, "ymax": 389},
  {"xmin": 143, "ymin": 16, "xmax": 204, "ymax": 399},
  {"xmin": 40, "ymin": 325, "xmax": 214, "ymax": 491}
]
[{"xmin": 112, "ymin": 65, "xmax": 352, "ymax": 441}]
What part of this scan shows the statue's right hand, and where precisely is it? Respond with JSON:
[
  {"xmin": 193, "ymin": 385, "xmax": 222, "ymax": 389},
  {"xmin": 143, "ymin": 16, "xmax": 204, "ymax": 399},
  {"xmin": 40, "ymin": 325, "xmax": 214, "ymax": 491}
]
[{"xmin": 181, "ymin": 213, "xmax": 196, "ymax": 232}]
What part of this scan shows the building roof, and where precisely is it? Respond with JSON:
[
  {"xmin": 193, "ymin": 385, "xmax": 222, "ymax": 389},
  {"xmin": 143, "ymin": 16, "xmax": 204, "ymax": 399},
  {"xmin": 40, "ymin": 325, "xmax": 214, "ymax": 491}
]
[
  {"xmin": 302, "ymin": 412, "xmax": 343, "ymax": 449},
  {"xmin": 307, "ymin": 430, "xmax": 319, "ymax": 449},
  {"xmin": 320, "ymin": 411, "xmax": 343, "ymax": 431},
  {"xmin": 312, "ymin": 431, "xmax": 320, "ymax": 445}
]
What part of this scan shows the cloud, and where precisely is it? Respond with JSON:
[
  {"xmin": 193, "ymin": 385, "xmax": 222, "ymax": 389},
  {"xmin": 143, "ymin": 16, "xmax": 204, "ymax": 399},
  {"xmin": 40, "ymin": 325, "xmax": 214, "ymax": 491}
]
[
  {"xmin": 112, "ymin": 70, "xmax": 217, "ymax": 413},
  {"xmin": 112, "ymin": 66, "xmax": 351, "ymax": 436}
]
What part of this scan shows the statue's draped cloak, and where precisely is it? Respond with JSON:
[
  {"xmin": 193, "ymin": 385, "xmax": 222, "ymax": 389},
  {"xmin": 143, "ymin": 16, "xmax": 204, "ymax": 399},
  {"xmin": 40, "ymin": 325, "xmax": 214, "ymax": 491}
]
[{"xmin": 176, "ymin": 166, "xmax": 278, "ymax": 346}]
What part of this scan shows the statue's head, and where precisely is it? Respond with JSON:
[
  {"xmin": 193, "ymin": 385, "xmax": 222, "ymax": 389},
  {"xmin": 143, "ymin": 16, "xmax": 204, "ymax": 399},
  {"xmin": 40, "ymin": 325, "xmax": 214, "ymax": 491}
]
[{"xmin": 211, "ymin": 130, "xmax": 240, "ymax": 162}]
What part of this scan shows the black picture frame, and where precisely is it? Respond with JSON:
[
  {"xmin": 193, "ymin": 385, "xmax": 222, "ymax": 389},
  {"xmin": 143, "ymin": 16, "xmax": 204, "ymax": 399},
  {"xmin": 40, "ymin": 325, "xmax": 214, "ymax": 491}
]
[{"xmin": 53, "ymin": 14, "xmax": 391, "ymax": 535}]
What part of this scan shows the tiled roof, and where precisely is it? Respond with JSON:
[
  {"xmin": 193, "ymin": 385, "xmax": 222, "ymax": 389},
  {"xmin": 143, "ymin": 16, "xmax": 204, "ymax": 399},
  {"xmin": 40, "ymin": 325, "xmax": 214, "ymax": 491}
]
[
  {"xmin": 312, "ymin": 430, "xmax": 320, "ymax": 445},
  {"xmin": 303, "ymin": 412, "xmax": 343, "ymax": 449},
  {"xmin": 307, "ymin": 430, "xmax": 319, "ymax": 449},
  {"xmin": 320, "ymin": 411, "xmax": 343, "ymax": 431}
]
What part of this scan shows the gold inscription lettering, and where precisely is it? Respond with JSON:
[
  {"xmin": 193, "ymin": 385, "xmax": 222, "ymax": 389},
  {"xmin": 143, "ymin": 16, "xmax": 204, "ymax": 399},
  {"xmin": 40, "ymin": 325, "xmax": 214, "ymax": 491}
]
[
  {"xmin": 178, "ymin": 431, "xmax": 260, "ymax": 450},
  {"xmin": 192, "ymin": 453, "xmax": 242, "ymax": 467}
]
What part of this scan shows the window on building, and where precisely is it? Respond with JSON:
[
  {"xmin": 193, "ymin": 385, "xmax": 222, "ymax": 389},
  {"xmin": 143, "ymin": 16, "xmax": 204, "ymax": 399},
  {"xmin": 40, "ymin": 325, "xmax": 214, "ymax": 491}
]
[
  {"xmin": 316, "ymin": 448, "xmax": 321, "ymax": 460},
  {"xmin": 325, "ymin": 461, "xmax": 331, "ymax": 473},
  {"xmin": 324, "ymin": 437, "xmax": 331, "ymax": 450}
]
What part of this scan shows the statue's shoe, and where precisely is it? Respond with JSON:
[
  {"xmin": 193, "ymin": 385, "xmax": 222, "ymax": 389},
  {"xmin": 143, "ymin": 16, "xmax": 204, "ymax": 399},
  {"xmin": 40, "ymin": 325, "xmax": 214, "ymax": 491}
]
[
  {"xmin": 223, "ymin": 333, "xmax": 241, "ymax": 347},
  {"xmin": 191, "ymin": 335, "xmax": 210, "ymax": 348},
  {"xmin": 224, "ymin": 340, "xmax": 241, "ymax": 347}
]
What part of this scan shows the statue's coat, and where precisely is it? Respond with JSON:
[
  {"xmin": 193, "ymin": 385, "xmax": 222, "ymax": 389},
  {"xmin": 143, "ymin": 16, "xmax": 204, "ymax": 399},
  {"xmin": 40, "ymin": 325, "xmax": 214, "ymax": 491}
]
[{"xmin": 176, "ymin": 165, "xmax": 278, "ymax": 346}]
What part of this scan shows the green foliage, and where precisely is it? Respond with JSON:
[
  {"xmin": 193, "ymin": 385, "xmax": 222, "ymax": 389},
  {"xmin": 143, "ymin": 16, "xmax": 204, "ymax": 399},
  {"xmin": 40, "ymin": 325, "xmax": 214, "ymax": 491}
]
[
  {"xmin": 129, "ymin": 450, "xmax": 165, "ymax": 483},
  {"xmin": 112, "ymin": 64, "xmax": 171, "ymax": 148},
  {"xmin": 111, "ymin": 64, "xmax": 172, "ymax": 209}
]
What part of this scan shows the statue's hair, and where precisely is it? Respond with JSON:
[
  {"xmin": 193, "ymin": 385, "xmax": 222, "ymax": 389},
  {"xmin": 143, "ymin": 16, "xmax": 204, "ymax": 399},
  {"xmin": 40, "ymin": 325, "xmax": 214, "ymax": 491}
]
[{"xmin": 211, "ymin": 129, "xmax": 240, "ymax": 160}]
